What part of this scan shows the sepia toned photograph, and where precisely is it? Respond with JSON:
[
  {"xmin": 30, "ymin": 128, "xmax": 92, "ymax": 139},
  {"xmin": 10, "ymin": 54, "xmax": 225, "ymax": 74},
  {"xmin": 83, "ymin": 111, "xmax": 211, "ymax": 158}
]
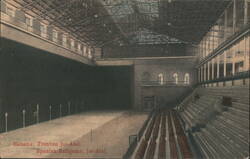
[{"xmin": 0, "ymin": 0, "xmax": 249, "ymax": 158}]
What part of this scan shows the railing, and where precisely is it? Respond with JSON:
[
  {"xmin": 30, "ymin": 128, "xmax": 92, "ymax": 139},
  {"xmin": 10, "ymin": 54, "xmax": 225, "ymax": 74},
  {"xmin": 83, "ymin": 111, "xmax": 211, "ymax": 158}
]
[
  {"xmin": 199, "ymin": 70, "xmax": 249, "ymax": 85},
  {"xmin": 139, "ymin": 80, "xmax": 192, "ymax": 87},
  {"xmin": 0, "ymin": 9, "xmax": 94, "ymax": 60},
  {"xmin": 0, "ymin": 101, "xmax": 82, "ymax": 133}
]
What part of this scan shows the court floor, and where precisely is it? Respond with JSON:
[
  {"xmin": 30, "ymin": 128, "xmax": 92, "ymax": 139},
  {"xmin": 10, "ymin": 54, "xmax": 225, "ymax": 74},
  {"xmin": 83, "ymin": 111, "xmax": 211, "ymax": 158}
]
[{"xmin": 0, "ymin": 110, "xmax": 148, "ymax": 158}]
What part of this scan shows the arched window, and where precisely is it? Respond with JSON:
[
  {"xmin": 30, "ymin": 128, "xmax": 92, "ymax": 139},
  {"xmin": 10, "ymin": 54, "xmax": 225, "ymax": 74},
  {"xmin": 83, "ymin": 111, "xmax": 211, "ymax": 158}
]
[
  {"xmin": 184, "ymin": 73, "xmax": 190, "ymax": 84},
  {"xmin": 88, "ymin": 48, "xmax": 92, "ymax": 59},
  {"xmin": 83, "ymin": 46, "xmax": 87, "ymax": 56},
  {"xmin": 173, "ymin": 73, "xmax": 178, "ymax": 84},
  {"xmin": 158, "ymin": 73, "xmax": 164, "ymax": 85}
]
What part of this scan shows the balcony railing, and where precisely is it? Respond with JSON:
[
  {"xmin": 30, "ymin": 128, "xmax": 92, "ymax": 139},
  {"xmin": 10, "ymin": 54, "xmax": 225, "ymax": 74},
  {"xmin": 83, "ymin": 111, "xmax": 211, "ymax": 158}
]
[
  {"xmin": 139, "ymin": 81, "xmax": 192, "ymax": 87},
  {"xmin": 0, "ymin": 11, "xmax": 94, "ymax": 60},
  {"xmin": 199, "ymin": 70, "xmax": 249, "ymax": 85}
]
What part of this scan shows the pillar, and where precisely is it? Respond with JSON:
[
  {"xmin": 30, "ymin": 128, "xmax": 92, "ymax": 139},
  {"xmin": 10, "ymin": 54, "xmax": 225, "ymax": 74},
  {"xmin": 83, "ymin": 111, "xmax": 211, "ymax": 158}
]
[
  {"xmin": 212, "ymin": 59, "xmax": 215, "ymax": 80},
  {"xmin": 217, "ymin": 56, "xmax": 220, "ymax": 78},
  {"xmin": 224, "ymin": 10, "xmax": 228, "ymax": 40},
  {"xmin": 204, "ymin": 64, "xmax": 207, "ymax": 81},
  {"xmin": 198, "ymin": 68, "xmax": 200, "ymax": 82},
  {"xmin": 224, "ymin": 52, "xmax": 227, "ymax": 77},
  {"xmin": 244, "ymin": 0, "xmax": 248, "ymax": 25},
  {"xmin": 208, "ymin": 62, "xmax": 210, "ymax": 80},
  {"xmin": 232, "ymin": 46, "xmax": 235, "ymax": 75},
  {"xmin": 201, "ymin": 66, "xmax": 203, "ymax": 82},
  {"xmin": 233, "ymin": 0, "xmax": 236, "ymax": 33}
]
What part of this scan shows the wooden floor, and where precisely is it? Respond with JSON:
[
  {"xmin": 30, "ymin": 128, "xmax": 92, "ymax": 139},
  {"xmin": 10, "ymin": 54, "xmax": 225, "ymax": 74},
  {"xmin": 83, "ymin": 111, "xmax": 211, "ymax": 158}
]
[{"xmin": 0, "ymin": 110, "xmax": 148, "ymax": 158}]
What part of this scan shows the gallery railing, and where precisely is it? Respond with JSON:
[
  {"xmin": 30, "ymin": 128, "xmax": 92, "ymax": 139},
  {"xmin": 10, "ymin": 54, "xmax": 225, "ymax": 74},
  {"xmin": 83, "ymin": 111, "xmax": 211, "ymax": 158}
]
[
  {"xmin": 0, "ymin": 10, "xmax": 94, "ymax": 60},
  {"xmin": 199, "ymin": 70, "xmax": 249, "ymax": 85},
  {"xmin": 139, "ymin": 80, "xmax": 192, "ymax": 87}
]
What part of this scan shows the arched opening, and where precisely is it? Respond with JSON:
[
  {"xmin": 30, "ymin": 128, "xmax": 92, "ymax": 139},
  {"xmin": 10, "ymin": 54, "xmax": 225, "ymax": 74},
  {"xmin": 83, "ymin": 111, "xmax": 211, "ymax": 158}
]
[
  {"xmin": 158, "ymin": 73, "xmax": 164, "ymax": 85},
  {"xmin": 184, "ymin": 73, "xmax": 190, "ymax": 84},
  {"xmin": 173, "ymin": 73, "xmax": 178, "ymax": 84}
]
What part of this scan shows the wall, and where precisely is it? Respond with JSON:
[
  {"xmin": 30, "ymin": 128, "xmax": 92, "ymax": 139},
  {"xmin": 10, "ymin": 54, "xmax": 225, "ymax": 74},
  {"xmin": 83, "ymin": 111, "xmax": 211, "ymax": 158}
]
[
  {"xmin": 102, "ymin": 43, "xmax": 188, "ymax": 58},
  {"xmin": 0, "ymin": 38, "xmax": 132, "ymax": 133},
  {"xmin": 133, "ymin": 58, "xmax": 197, "ymax": 110}
]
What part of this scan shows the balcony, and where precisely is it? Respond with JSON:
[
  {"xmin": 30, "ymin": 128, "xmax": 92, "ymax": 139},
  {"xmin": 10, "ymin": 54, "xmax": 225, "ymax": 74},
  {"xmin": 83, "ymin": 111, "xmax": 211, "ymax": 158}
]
[{"xmin": 0, "ymin": 11, "xmax": 94, "ymax": 65}]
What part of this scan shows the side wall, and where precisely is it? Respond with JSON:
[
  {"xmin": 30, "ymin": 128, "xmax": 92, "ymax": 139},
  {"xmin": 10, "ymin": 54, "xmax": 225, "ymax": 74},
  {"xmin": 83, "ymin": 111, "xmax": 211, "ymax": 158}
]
[
  {"xmin": 133, "ymin": 58, "xmax": 197, "ymax": 110},
  {"xmin": 0, "ymin": 39, "xmax": 132, "ymax": 133}
]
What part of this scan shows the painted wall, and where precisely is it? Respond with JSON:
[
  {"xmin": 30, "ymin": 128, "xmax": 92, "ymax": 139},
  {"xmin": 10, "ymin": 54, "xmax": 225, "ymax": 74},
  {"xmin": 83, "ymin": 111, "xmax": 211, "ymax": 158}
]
[
  {"xmin": 133, "ymin": 58, "xmax": 197, "ymax": 110},
  {"xmin": 0, "ymin": 39, "xmax": 132, "ymax": 133}
]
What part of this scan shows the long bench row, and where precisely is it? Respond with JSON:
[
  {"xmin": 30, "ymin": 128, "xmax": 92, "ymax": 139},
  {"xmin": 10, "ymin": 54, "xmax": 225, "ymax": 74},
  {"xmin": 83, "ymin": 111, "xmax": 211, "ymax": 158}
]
[
  {"xmin": 172, "ymin": 111, "xmax": 193, "ymax": 159},
  {"xmin": 178, "ymin": 85, "xmax": 249, "ymax": 158},
  {"xmin": 133, "ymin": 109, "xmax": 193, "ymax": 159}
]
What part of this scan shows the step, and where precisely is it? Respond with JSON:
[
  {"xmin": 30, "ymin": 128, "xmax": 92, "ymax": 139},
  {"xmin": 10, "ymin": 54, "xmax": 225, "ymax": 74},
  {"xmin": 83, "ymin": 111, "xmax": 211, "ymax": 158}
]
[
  {"xmin": 193, "ymin": 133, "xmax": 214, "ymax": 159},
  {"xmin": 212, "ymin": 121, "xmax": 249, "ymax": 156},
  {"xmin": 199, "ymin": 130, "xmax": 224, "ymax": 159},
  {"xmin": 195, "ymin": 132, "xmax": 219, "ymax": 159},
  {"xmin": 206, "ymin": 124, "xmax": 246, "ymax": 158},
  {"xmin": 222, "ymin": 111, "xmax": 249, "ymax": 129},
  {"xmin": 228, "ymin": 107, "xmax": 249, "ymax": 119},
  {"xmin": 215, "ymin": 117, "xmax": 249, "ymax": 144},
  {"xmin": 181, "ymin": 112, "xmax": 192, "ymax": 129},
  {"xmin": 217, "ymin": 115, "xmax": 249, "ymax": 136},
  {"xmin": 201, "ymin": 129, "xmax": 232, "ymax": 159},
  {"xmin": 232, "ymin": 102, "xmax": 249, "ymax": 112},
  {"xmin": 202, "ymin": 128, "xmax": 233, "ymax": 159}
]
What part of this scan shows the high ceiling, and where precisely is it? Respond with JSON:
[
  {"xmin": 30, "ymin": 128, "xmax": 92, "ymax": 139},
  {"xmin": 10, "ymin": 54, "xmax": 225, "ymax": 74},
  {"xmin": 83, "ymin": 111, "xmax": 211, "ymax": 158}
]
[{"xmin": 14, "ymin": 0, "xmax": 231, "ymax": 47}]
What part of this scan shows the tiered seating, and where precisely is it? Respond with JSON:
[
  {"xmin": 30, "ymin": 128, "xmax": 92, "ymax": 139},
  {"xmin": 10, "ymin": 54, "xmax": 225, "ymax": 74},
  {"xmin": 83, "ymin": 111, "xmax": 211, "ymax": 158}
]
[
  {"xmin": 168, "ymin": 112, "xmax": 178, "ymax": 159},
  {"xmin": 179, "ymin": 85, "xmax": 250, "ymax": 159},
  {"xmin": 180, "ymin": 95, "xmax": 221, "ymax": 130},
  {"xmin": 134, "ymin": 139, "xmax": 148, "ymax": 159},
  {"xmin": 172, "ymin": 111, "xmax": 193, "ymax": 159},
  {"xmin": 135, "ymin": 114, "xmax": 155, "ymax": 159},
  {"xmin": 134, "ymin": 111, "xmax": 159, "ymax": 159},
  {"xmin": 145, "ymin": 138, "xmax": 156, "ymax": 159},
  {"xmin": 145, "ymin": 115, "xmax": 155, "ymax": 141},
  {"xmin": 158, "ymin": 112, "xmax": 166, "ymax": 159}
]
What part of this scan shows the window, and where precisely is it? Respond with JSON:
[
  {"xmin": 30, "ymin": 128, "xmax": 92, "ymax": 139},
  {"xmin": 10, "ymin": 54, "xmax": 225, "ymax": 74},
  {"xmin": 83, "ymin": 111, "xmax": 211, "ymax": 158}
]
[
  {"xmin": 158, "ymin": 73, "xmax": 164, "ymax": 85},
  {"xmin": 78, "ymin": 43, "xmax": 81, "ymax": 51},
  {"xmin": 40, "ymin": 24, "xmax": 46, "ymax": 37},
  {"xmin": 83, "ymin": 46, "xmax": 87, "ymax": 56},
  {"xmin": 71, "ymin": 39, "xmax": 75, "ymax": 50},
  {"xmin": 173, "ymin": 73, "xmax": 178, "ymax": 84},
  {"xmin": 62, "ymin": 35, "xmax": 67, "ymax": 47},
  {"xmin": 25, "ymin": 16, "xmax": 32, "ymax": 26},
  {"xmin": 6, "ymin": 7, "xmax": 15, "ymax": 17},
  {"xmin": 52, "ymin": 30, "xmax": 58, "ymax": 42},
  {"xmin": 184, "ymin": 73, "xmax": 190, "ymax": 84},
  {"xmin": 88, "ymin": 48, "xmax": 92, "ymax": 58}
]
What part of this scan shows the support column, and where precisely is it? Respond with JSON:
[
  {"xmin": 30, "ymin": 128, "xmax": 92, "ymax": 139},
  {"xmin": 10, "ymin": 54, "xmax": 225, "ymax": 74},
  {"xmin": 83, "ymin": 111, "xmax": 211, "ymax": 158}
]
[
  {"xmin": 201, "ymin": 66, "xmax": 203, "ymax": 82},
  {"xmin": 232, "ymin": 46, "xmax": 235, "ymax": 75},
  {"xmin": 244, "ymin": 0, "xmax": 248, "ymax": 25},
  {"xmin": 224, "ymin": 10, "xmax": 228, "ymax": 40},
  {"xmin": 224, "ymin": 52, "xmax": 227, "ymax": 77},
  {"xmin": 244, "ymin": 36, "xmax": 249, "ymax": 71},
  {"xmin": 233, "ymin": 0, "xmax": 236, "ymax": 33},
  {"xmin": 217, "ymin": 56, "xmax": 220, "ymax": 78},
  {"xmin": 212, "ymin": 59, "xmax": 215, "ymax": 80},
  {"xmin": 204, "ymin": 64, "xmax": 207, "ymax": 81},
  {"xmin": 198, "ymin": 68, "xmax": 200, "ymax": 82},
  {"xmin": 208, "ymin": 62, "xmax": 210, "ymax": 81}
]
